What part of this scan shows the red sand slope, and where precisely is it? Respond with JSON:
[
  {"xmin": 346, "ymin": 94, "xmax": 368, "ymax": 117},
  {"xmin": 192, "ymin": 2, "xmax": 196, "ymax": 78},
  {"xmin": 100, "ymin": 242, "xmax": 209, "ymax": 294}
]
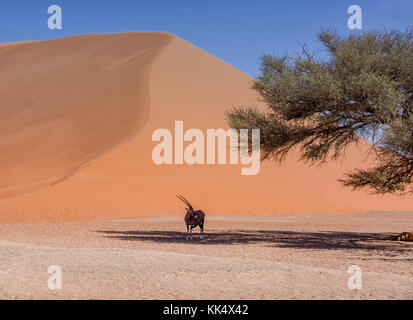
[{"xmin": 0, "ymin": 33, "xmax": 411, "ymax": 222}]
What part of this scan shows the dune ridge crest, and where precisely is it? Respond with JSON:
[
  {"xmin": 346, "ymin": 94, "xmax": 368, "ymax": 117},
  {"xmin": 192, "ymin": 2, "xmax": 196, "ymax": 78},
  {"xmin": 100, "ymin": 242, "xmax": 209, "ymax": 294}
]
[{"xmin": 0, "ymin": 32, "xmax": 173, "ymax": 200}]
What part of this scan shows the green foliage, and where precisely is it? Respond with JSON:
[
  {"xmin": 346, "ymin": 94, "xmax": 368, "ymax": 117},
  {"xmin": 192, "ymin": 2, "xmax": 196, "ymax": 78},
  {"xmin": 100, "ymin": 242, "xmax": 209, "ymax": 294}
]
[{"xmin": 227, "ymin": 28, "xmax": 413, "ymax": 194}]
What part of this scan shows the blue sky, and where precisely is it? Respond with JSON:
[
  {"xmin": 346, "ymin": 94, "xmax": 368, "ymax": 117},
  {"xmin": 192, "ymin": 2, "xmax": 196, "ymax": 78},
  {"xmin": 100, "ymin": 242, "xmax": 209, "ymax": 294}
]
[{"xmin": 0, "ymin": 0, "xmax": 412, "ymax": 76}]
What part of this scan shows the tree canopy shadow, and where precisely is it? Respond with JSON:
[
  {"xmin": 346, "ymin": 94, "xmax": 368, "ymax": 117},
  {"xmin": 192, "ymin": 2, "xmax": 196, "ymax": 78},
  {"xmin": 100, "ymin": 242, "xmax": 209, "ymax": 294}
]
[{"xmin": 96, "ymin": 229, "xmax": 412, "ymax": 253}]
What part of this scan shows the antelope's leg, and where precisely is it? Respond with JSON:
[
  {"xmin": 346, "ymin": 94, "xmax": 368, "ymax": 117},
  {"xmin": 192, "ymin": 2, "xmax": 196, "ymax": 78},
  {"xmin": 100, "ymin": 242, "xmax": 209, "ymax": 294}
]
[
  {"xmin": 189, "ymin": 225, "xmax": 193, "ymax": 239},
  {"xmin": 200, "ymin": 221, "xmax": 204, "ymax": 239},
  {"xmin": 186, "ymin": 225, "xmax": 190, "ymax": 239}
]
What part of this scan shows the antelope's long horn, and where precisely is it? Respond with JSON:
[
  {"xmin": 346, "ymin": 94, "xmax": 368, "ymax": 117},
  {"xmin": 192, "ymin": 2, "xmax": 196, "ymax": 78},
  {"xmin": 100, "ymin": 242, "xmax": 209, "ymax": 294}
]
[
  {"xmin": 176, "ymin": 195, "xmax": 191, "ymax": 207},
  {"xmin": 176, "ymin": 195, "xmax": 193, "ymax": 210}
]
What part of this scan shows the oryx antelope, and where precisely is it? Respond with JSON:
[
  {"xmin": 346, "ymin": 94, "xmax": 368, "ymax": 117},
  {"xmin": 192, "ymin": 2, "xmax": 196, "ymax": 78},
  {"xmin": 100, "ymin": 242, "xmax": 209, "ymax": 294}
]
[{"xmin": 177, "ymin": 195, "xmax": 205, "ymax": 240}]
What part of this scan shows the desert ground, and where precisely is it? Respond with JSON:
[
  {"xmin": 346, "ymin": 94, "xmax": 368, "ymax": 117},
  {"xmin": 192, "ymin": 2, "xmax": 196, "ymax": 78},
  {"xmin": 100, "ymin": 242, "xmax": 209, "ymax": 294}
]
[{"xmin": 0, "ymin": 211, "xmax": 411, "ymax": 300}]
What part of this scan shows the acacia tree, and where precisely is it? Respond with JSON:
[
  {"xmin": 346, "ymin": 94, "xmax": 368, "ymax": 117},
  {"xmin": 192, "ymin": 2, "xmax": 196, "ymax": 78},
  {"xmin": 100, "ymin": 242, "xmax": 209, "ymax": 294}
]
[{"xmin": 227, "ymin": 28, "xmax": 413, "ymax": 195}]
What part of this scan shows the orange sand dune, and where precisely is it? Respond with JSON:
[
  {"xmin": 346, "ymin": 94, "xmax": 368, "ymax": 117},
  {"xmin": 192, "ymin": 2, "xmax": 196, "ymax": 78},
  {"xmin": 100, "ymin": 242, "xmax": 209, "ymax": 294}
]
[{"xmin": 0, "ymin": 32, "xmax": 411, "ymax": 222}]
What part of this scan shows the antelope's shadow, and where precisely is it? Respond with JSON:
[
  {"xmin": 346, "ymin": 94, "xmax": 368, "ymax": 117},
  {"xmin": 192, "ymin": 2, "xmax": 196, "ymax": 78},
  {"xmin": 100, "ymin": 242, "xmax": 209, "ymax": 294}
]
[{"xmin": 96, "ymin": 230, "xmax": 412, "ymax": 254}]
